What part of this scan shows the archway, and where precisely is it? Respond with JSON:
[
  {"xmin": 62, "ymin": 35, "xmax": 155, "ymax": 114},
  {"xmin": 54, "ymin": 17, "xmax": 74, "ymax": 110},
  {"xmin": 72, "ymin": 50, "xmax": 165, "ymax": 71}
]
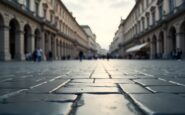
[
  {"xmin": 169, "ymin": 27, "xmax": 176, "ymax": 52},
  {"xmin": 0, "ymin": 14, "xmax": 3, "ymax": 38},
  {"xmin": 158, "ymin": 31, "xmax": 165, "ymax": 58},
  {"xmin": 151, "ymin": 35, "xmax": 157, "ymax": 59},
  {"xmin": 0, "ymin": 14, "xmax": 4, "ymax": 60},
  {"xmin": 24, "ymin": 24, "xmax": 32, "ymax": 54},
  {"xmin": 9, "ymin": 19, "xmax": 20, "ymax": 59},
  {"xmin": 180, "ymin": 21, "xmax": 185, "ymax": 57}
]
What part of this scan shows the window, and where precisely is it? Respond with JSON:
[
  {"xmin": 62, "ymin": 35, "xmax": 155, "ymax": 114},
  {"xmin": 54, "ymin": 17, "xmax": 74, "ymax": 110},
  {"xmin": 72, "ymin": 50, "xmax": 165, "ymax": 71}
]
[
  {"xmin": 25, "ymin": 0, "xmax": 30, "ymax": 10},
  {"xmin": 50, "ymin": 13, "xmax": 53, "ymax": 23},
  {"xmin": 146, "ymin": 0, "xmax": 149, "ymax": 7},
  {"xmin": 43, "ymin": 9, "xmax": 47, "ymax": 18},
  {"xmin": 169, "ymin": 0, "xmax": 175, "ymax": 12},
  {"xmin": 35, "ymin": 1, "xmax": 39, "ymax": 16},
  {"xmin": 146, "ymin": 13, "xmax": 150, "ymax": 27},
  {"xmin": 142, "ymin": 18, "xmax": 145, "ymax": 30},
  {"xmin": 159, "ymin": 3, "xmax": 163, "ymax": 20},
  {"xmin": 151, "ymin": 8, "xmax": 156, "ymax": 25}
]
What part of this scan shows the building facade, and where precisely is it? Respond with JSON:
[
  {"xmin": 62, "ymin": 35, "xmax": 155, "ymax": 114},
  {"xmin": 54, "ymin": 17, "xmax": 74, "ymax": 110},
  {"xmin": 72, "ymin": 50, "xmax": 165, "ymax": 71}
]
[
  {"xmin": 110, "ymin": 0, "xmax": 185, "ymax": 59},
  {"xmin": 109, "ymin": 19, "xmax": 125, "ymax": 58},
  {"xmin": 81, "ymin": 25, "xmax": 97, "ymax": 58},
  {"xmin": 0, "ymin": 0, "xmax": 89, "ymax": 61}
]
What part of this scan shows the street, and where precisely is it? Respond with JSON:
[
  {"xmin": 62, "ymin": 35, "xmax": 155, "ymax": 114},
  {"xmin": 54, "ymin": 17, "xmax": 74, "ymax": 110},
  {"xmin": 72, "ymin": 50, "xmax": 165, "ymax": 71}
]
[{"xmin": 0, "ymin": 60, "xmax": 185, "ymax": 115}]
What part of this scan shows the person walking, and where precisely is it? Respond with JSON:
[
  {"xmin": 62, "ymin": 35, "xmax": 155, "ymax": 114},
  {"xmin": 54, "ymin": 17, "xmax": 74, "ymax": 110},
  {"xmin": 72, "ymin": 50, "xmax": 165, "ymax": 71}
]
[
  {"xmin": 79, "ymin": 51, "xmax": 84, "ymax": 62},
  {"xmin": 37, "ymin": 48, "xmax": 43, "ymax": 62}
]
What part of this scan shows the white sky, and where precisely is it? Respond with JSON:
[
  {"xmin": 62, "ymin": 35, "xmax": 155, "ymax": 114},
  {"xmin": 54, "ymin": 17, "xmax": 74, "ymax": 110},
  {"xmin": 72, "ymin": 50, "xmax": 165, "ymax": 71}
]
[{"xmin": 62, "ymin": 0, "xmax": 135, "ymax": 50}]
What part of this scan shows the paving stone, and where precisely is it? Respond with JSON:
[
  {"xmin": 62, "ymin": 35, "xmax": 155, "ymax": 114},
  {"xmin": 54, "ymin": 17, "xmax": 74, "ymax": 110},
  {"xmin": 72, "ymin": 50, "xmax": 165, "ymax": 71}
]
[
  {"xmin": 164, "ymin": 78, "xmax": 185, "ymax": 86},
  {"xmin": 28, "ymin": 79, "xmax": 70, "ymax": 93},
  {"xmin": 75, "ymin": 94, "xmax": 136, "ymax": 115},
  {"xmin": 147, "ymin": 86, "xmax": 185, "ymax": 93},
  {"xmin": 91, "ymin": 74, "xmax": 109, "ymax": 79},
  {"xmin": 95, "ymin": 79, "xmax": 134, "ymax": 84},
  {"xmin": 133, "ymin": 79, "xmax": 174, "ymax": 86},
  {"xmin": 0, "ymin": 89, "xmax": 19, "ymax": 97},
  {"xmin": 0, "ymin": 81, "xmax": 42, "ymax": 89},
  {"xmin": 179, "ymin": 94, "xmax": 185, "ymax": 98},
  {"xmin": 129, "ymin": 94, "xmax": 185, "ymax": 115},
  {"xmin": 119, "ymin": 84, "xmax": 151, "ymax": 94},
  {"xmin": 66, "ymin": 83, "xmax": 116, "ymax": 87},
  {"xmin": 0, "ymin": 102, "xmax": 73, "ymax": 115},
  {"xmin": 3, "ymin": 93, "xmax": 77, "ymax": 103},
  {"xmin": 55, "ymin": 87, "xmax": 120, "ymax": 94},
  {"xmin": 71, "ymin": 79, "xmax": 94, "ymax": 83}
]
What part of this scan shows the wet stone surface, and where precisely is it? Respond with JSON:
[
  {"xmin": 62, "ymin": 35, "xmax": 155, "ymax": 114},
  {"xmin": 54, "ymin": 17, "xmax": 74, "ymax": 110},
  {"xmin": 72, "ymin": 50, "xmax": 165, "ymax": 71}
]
[
  {"xmin": 75, "ymin": 94, "xmax": 137, "ymax": 115},
  {"xmin": 0, "ymin": 60, "xmax": 185, "ymax": 115}
]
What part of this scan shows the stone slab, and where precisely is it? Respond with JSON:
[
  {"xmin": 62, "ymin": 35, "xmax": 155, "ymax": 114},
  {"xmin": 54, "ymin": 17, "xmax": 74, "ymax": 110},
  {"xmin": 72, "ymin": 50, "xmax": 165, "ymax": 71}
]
[
  {"xmin": 28, "ymin": 79, "xmax": 70, "ymax": 93},
  {"xmin": 66, "ymin": 83, "xmax": 116, "ymax": 87},
  {"xmin": 147, "ymin": 86, "xmax": 185, "ymax": 93},
  {"xmin": 91, "ymin": 75, "xmax": 109, "ymax": 79},
  {"xmin": 55, "ymin": 87, "xmax": 120, "ymax": 94},
  {"xmin": 133, "ymin": 79, "xmax": 174, "ymax": 86},
  {"xmin": 129, "ymin": 94, "xmax": 185, "ymax": 115},
  {"xmin": 95, "ymin": 79, "xmax": 133, "ymax": 84},
  {"xmin": 164, "ymin": 78, "xmax": 185, "ymax": 85},
  {"xmin": 71, "ymin": 79, "xmax": 94, "ymax": 83},
  {"xmin": 0, "ymin": 102, "xmax": 73, "ymax": 115},
  {"xmin": 0, "ymin": 89, "xmax": 19, "ymax": 97},
  {"xmin": 75, "ymin": 94, "xmax": 136, "ymax": 115},
  {"xmin": 3, "ymin": 93, "xmax": 77, "ymax": 103},
  {"xmin": 119, "ymin": 84, "xmax": 151, "ymax": 94}
]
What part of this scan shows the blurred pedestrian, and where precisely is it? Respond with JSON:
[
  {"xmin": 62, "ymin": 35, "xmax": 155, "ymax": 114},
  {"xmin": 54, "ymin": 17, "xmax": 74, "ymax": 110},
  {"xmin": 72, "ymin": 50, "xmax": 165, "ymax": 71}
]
[{"xmin": 79, "ymin": 51, "xmax": 84, "ymax": 62}]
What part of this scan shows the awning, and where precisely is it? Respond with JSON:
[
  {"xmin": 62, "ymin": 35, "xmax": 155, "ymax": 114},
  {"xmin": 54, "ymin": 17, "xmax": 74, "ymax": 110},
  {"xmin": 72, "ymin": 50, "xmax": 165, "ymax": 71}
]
[{"xmin": 126, "ymin": 43, "xmax": 148, "ymax": 53}]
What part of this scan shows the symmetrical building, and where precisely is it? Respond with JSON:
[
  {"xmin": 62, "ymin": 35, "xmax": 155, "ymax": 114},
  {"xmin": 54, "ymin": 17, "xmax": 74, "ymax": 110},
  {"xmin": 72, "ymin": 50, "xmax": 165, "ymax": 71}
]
[
  {"xmin": 110, "ymin": 0, "xmax": 185, "ymax": 59},
  {"xmin": 81, "ymin": 25, "xmax": 97, "ymax": 58},
  {"xmin": 0, "ymin": 0, "xmax": 96, "ymax": 61}
]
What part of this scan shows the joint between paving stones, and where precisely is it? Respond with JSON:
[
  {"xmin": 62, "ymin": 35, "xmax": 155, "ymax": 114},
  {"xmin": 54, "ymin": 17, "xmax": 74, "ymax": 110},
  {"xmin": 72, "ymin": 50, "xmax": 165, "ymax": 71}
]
[{"xmin": 116, "ymin": 84, "xmax": 146, "ymax": 115}]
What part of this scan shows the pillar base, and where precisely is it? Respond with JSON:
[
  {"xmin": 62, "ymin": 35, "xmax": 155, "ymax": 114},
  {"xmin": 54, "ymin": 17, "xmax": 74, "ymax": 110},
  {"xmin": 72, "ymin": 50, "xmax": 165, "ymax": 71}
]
[
  {"xmin": 0, "ymin": 52, "xmax": 11, "ymax": 61},
  {"xmin": 15, "ymin": 53, "xmax": 25, "ymax": 61}
]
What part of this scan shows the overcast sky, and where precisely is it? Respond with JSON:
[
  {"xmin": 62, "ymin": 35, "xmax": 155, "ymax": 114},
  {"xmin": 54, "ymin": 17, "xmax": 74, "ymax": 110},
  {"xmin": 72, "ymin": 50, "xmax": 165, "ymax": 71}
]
[{"xmin": 62, "ymin": 0, "xmax": 135, "ymax": 50}]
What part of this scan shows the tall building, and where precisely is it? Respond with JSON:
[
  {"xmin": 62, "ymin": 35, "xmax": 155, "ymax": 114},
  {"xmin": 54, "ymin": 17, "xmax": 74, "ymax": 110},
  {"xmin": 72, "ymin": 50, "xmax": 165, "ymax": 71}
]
[
  {"xmin": 81, "ymin": 25, "xmax": 97, "ymax": 58},
  {"xmin": 109, "ymin": 19, "xmax": 125, "ymax": 58},
  {"xmin": 0, "ymin": 0, "xmax": 90, "ymax": 61},
  {"xmin": 110, "ymin": 0, "xmax": 185, "ymax": 59}
]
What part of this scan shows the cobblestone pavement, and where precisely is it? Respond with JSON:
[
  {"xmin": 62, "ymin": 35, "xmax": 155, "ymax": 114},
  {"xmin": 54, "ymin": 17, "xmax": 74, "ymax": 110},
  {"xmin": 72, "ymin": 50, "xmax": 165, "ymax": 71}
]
[{"xmin": 0, "ymin": 60, "xmax": 185, "ymax": 115}]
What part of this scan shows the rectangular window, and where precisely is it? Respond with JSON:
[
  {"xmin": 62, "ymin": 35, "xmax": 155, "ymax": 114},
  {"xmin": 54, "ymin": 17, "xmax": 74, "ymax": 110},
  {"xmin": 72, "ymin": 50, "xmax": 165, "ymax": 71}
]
[
  {"xmin": 147, "ymin": 15, "xmax": 150, "ymax": 27},
  {"xmin": 25, "ymin": 0, "xmax": 30, "ymax": 10},
  {"xmin": 159, "ymin": 5, "xmax": 163, "ymax": 20},
  {"xmin": 151, "ymin": 9, "xmax": 156, "ymax": 25},
  {"xmin": 169, "ymin": 0, "xmax": 175, "ymax": 12},
  {"xmin": 142, "ymin": 18, "xmax": 145, "ymax": 30},
  {"xmin": 35, "ymin": 2, "xmax": 39, "ymax": 16}
]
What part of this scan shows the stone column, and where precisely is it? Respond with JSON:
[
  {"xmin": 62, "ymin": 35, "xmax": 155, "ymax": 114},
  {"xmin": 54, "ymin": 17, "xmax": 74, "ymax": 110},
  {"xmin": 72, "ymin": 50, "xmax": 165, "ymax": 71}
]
[
  {"xmin": 57, "ymin": 41, "xmax": 60, "ymax": 60},
  {"xmin": 52, "ymin": 36, "xmax": 57, "ymax": 60},
  {"xmin": 176, "ymin": 33, "xmax": 184, "ymax": 49},
  {"xmin": 41, "ymin": 31, "xmax": 46, "ymax": 60},
  {"xmin": 28, "ymin": 34, "xmax": 35, "ymax": 53},
  {"xmin": 48, "ymin": 34, "xmax": 51, "ymax": 52},
  {"xmin": 15, "ymin": 30, "xmax": 25, "ymax": 60},
  {"xmin": 163, "ymin": 30, "xmax": 170, "ymax": 59},
  {"xmin": 0, "ymin": 25, "xmax": 11, "ymax": 61}
]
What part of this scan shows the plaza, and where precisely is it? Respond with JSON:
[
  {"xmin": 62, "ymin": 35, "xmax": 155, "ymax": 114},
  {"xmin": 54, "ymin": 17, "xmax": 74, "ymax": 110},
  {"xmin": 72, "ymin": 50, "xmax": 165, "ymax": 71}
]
[{"xmin": 0, "ymin": 60, "xmax": 185, "ymax": 115}]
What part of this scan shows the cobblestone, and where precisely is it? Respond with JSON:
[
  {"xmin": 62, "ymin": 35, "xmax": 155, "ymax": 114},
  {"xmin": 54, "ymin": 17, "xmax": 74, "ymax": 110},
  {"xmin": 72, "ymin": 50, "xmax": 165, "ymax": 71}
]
[{"xmin": 0, "ymin": 60, "xmax": 185, "ymax": 115}]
